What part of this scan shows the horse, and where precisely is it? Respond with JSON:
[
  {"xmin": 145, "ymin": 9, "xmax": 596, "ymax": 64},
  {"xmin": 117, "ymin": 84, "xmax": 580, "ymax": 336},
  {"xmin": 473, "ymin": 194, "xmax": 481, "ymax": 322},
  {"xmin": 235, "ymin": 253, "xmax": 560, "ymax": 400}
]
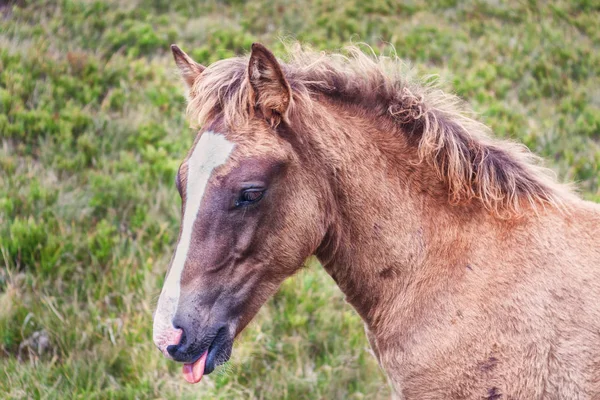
[{"xmin": 153, "ymin": 42, "xmax": 600, "ymax": 398}]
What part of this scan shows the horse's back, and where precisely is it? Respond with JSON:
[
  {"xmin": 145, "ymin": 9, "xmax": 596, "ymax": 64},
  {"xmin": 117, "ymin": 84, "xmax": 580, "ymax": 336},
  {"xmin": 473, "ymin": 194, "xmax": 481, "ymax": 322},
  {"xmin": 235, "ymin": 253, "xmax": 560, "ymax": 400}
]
[
  {"xmin": 485, "ymin": 200, "xmax": 600, "ymax": 398},
  {"xmin": 390, "ymin": 200, "xmax": 600, "ymax": 399}
]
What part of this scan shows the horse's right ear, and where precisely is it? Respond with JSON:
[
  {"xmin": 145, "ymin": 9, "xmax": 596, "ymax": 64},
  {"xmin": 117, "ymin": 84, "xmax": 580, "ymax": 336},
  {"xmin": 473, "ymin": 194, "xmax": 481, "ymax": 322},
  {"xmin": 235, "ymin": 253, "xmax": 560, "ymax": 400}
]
[
  {"xmin": 247, "ymin": 43, "xmax": 291, "ymax": 127},
  {"xmin": 171, "ymin": 44, "xmax": 206, "ymax": 89}
]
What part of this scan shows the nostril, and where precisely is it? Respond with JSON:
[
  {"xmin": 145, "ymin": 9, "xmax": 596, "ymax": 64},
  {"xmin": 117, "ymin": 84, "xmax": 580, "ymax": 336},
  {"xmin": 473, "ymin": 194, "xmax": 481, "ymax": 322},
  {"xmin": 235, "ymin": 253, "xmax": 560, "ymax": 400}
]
[
  {"xmin": 165, "ymin": 327, "xmax": 185, "ymax": 357},
  {"xmin": 167, "ymin": 327, "xmax": 184, "ymax": 346},
  {"xmin": 166, "ymin": 343, "xmax": 180, "ymax": 357}
]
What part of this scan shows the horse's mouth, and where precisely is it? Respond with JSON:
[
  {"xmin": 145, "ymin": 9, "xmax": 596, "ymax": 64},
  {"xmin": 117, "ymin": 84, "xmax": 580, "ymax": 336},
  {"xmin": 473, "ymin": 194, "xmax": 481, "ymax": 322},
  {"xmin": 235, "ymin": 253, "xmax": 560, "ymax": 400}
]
[
  {"xmin": 181, "ymin": 326, "xmax": 232, "ymax": 384},
  {"xmin": 204, "ymin": 326, "xmax": 232, "ymax": 374}
]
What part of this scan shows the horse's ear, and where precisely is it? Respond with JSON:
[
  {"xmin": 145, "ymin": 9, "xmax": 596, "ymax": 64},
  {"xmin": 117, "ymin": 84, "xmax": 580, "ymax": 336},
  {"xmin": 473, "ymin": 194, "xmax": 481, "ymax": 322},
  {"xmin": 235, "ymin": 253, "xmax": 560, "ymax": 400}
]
[
  {"xmin": 171, "ymin": 44, "xmax": 205, "ymax": 89},
  {"xmin": 248, "ymin": 43, "xmax": 291, "ymax": 127}
]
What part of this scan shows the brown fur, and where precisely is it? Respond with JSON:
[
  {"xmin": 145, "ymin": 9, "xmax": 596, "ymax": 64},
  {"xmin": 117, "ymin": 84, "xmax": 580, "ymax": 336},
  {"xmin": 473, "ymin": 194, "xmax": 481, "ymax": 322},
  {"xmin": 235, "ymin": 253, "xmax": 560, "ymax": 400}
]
[
  {"xmin": 166, "ymin": 44, "xmax": 600, "ymax": 398},
  {"xmin": 186, "ymin": 44, "xmax": 573, "ymax": 217}
]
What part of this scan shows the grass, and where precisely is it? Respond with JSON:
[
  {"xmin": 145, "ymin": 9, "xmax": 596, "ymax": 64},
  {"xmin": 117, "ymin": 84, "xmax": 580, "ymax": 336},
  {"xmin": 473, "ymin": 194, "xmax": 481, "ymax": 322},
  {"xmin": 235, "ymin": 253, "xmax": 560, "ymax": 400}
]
[{"xmin": 0, "ymin": 0, "xmax": 598, "ymax": 398}]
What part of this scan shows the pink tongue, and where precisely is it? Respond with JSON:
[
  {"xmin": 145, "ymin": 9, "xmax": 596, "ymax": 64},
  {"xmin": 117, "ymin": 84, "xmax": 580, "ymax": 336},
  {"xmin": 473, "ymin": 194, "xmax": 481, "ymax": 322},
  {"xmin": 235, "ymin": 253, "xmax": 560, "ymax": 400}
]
[{"xmin": 182, "ymin": 351, "xmax": 208, "ymax": 384}]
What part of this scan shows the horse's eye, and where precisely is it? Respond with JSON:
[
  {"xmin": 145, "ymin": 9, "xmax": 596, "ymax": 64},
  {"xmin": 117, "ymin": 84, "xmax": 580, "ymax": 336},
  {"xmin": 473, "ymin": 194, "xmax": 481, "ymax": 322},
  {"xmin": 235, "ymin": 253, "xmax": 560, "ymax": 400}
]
[{"xmin": 235, "ymin": 189, "xmax": 264, "ymax": 207}]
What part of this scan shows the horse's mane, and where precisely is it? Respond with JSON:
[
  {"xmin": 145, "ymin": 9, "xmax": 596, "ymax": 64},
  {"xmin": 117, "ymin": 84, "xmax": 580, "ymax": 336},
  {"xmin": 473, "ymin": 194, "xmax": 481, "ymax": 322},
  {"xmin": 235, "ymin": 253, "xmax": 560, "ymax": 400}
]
[{"xmin": 186, "ymin": 44, "xmax": 573, "ymax": 216}]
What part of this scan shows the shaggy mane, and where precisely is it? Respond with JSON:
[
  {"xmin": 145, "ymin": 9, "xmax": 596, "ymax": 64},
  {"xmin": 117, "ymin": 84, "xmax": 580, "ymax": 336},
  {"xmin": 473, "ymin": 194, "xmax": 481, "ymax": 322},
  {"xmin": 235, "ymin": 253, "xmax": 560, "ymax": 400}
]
[{"xmin": 186, "ymin": 44, "xmax": 572, "ymax": 216}]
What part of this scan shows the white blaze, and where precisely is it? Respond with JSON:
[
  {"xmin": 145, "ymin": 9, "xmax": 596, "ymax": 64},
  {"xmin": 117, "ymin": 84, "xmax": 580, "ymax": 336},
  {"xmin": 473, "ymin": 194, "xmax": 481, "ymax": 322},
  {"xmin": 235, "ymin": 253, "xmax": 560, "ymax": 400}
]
[{"xmin": 153, "ymin": 131, "xmax": 234, "ymax": 351}]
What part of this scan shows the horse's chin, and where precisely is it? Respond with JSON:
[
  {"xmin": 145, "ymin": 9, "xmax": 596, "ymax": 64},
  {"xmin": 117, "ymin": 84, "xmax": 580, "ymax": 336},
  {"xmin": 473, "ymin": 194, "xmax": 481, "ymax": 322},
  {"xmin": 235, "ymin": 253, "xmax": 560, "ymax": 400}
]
[{"xmin": 203, "ymin": 332, "xmax": 233, "ymax": 375}]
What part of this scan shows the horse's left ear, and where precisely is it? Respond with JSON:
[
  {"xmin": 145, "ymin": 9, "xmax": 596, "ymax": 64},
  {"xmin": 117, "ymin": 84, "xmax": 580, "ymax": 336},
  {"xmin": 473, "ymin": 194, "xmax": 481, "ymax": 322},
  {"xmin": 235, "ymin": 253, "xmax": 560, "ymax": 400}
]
[
  {"xmin": 171, "ymin": 44, "xmax": 206, "ymax": 89},
  {"xmin": 248, "ymin": 43, "xmax": 292, "ymax": 127}
]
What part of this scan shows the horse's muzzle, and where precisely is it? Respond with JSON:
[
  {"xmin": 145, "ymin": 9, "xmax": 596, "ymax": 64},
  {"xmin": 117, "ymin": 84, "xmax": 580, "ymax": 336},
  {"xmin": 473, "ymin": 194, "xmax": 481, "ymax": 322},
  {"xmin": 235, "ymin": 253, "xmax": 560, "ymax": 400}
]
[{"xmin": 166, "ymin": 324, "xmax": 233, "ymax": 375}]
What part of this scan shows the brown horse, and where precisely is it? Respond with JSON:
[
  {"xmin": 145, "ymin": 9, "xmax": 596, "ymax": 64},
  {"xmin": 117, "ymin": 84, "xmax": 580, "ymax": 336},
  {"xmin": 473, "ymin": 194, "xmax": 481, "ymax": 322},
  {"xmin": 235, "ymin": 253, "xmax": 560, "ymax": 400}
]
[{"xmin": 153, "ymin": 43, "xmax": 600, "ymax": 398}]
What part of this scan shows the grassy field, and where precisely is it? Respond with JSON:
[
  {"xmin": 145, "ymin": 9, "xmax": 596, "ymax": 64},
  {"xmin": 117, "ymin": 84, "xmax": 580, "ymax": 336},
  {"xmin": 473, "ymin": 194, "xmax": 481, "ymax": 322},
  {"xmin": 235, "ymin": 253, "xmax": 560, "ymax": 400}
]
[{"xmin": 1, "ymin": 0, "xmax": 599, "ymax": 398}]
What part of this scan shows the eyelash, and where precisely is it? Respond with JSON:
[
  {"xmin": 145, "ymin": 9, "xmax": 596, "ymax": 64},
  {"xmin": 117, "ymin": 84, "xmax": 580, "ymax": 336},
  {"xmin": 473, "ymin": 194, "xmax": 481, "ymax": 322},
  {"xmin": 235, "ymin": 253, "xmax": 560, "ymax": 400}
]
[{"xmin": 235, "ymin": 188, "xmax": 265, "ymax": 207}]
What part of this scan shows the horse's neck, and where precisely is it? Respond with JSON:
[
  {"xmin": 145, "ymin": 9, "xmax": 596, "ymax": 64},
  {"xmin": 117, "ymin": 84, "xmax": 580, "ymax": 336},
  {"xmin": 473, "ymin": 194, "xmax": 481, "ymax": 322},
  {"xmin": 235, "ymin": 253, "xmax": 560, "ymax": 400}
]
[{"xmin": 311, "ymin": 103, "xmax": 480, "ymax": 339}]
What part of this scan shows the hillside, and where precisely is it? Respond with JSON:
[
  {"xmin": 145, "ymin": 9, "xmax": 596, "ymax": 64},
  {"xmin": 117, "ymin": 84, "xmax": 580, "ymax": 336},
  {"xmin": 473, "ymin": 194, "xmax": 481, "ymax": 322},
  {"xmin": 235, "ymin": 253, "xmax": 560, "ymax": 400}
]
[{"xmin": 1, "ymin": 1, "xmax": 598, "ymax": 398}]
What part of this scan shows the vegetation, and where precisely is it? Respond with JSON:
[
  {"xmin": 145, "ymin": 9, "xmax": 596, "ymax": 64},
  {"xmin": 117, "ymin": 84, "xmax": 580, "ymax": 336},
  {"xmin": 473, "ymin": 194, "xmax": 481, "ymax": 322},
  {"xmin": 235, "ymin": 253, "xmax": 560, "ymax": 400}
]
[{"xmin": 1, "ymin": 0, "xmax": 598, "ymax": 398}]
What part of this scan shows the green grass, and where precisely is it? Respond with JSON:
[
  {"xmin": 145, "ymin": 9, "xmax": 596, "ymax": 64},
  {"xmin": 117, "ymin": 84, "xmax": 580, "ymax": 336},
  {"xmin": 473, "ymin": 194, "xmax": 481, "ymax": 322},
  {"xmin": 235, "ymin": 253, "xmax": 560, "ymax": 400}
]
[{"xmin": 1, "ymin": 0, "xmax": 599, "ymax": 398}]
